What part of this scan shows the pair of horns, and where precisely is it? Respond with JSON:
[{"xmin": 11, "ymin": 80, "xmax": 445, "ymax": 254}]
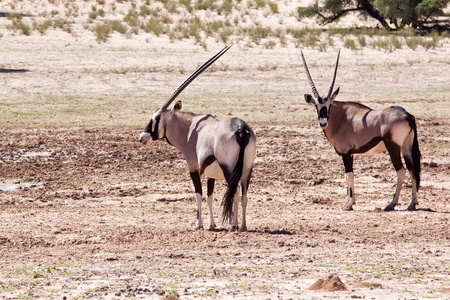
[
  {"xmin": 301, "ymin": 49, "xmax": 340, "ymax": 101},
  {"xmin": 160, "ymin": 45, "xmax": 232, "ymax": 112},
  {"xmin": 159, "ymin": 45, "xmax": 338, "ymax": 110}
]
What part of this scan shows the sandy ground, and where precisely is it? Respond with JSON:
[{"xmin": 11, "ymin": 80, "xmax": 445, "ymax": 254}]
[{"xmin": 1, "ymin": 2, "xmax": 450, "ymax": 299}]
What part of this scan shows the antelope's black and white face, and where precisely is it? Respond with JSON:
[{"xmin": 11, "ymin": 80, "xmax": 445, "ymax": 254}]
[
  {"xmin": 300, "ymin": 49, "xmax": 341, "ymax": 130},
  {"xmin": 305, "ymin": 88, "xmax": 339, "ymax": 129},
  {"xmin": 138, "ymin": 45, "xmax": 232, "ymax": 147},
  {"xmin": 139, "ymin": 108, "xmax": 164, "ymax": 146}
]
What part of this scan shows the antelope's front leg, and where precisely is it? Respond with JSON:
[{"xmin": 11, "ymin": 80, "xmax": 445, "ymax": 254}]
[
  {"xmin": 343, "ymin": 172, "xmax": 355, "ymax": 210},
  {"xmin": 342, "ymin": 154, "xmax": 355, "ymax": 211},
  {"xmin": 206, "ymin": 178, "xmax": 216, "ymax": 230},
  {"xmin": 190, "ymin": 172, "xmax": 204, "ymax": 230}
]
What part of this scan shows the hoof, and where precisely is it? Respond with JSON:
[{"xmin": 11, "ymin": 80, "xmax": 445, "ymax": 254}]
[
  {"xmin": 229, "ymin": 226, "xmax": 238, "ymax": 232},
  {"xmin": 208, "ymin": 224, "xmax": 216, "ymax": 230},
  {"xmin": 194, "ymin": 225, "xmax": 204, "ymax": 231},
  {"xmin": 407, "ymin": 203, "xmax": 417, "ymax": 211},
  {"xmin": 239, "ymin": 226, "xmax": 247, "ymax": 232},
  {"xmin": 384, "ymin": 205, "xmax": 396, "ymax": 212},
  {"xmin": 342, "ymin": 205, "xmax": 354, "ymax": 211}
]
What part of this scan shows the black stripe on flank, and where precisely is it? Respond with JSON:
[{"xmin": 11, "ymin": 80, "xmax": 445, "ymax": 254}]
[
  {"xmin": 346, "ymin": 137, "xmax": 383, "ymax": 156},
  {"xmin": 200, "ymin": 155, "xmax": 217, "ymax": 175}
]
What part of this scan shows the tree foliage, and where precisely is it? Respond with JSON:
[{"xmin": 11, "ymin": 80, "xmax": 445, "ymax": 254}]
[{"xmin": 297, "ymin": 0, "xmax": 450, "ymax": 30}]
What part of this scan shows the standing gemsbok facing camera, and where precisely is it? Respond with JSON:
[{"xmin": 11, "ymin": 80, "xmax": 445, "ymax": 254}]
[
  {"xmin": 301, "ymin": 50, "xmax": 421, "ymax": 211},
  {"xmin": 139, "ymin": 46, "xmax": 256, "ymax": 232}
]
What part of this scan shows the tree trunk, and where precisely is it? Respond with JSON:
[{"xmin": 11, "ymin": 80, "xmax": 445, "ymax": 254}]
[{"xmin": 358, "ymin": 0, "xmax": 394, "ymax": 30}]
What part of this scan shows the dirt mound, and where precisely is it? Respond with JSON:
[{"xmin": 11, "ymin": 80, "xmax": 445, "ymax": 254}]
[{"xmin": 308, "ymin": 275, "xmax": 347, "ymax": 291}]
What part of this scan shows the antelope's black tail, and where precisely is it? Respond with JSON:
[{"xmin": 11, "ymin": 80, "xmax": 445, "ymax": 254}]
[
  {"xmin": 222, "ymin": 119, "xmax": 251, "ymax": 223},
  {"xmin": 411, "ymin": 118, "xmax": 421, "ymax": 190}
]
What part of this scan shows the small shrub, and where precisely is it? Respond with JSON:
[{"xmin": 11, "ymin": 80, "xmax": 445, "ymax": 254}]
[
  {"xmin": 219, "ymin": 0, "xmax": 233, "ymax": 15},
  {"xmin": 218, "ymin": 27, "xmax": 233, "ymax": 43},
  {"xmin": 89, "ymin": 11, "xmax": 98, "ymax": 20},
  {"xmin": 195, "ymin": 0, "xmax": 216, "ymax": 10},
  {"xmin": 124, "ymin": 9, "xmax": 140, "ymax": 27},
  {"xmin": 287, "ymin": 28, "xmax": 308, "ymax": 39},
  {"xmin": 95, "ymin": 23, "xmax": 112, "ymax": 42},
  {"xmin": 254, "ymin": 0, "xmax": 266, "ymax": 8},
  {"xmin": 358, "ymin": 35, "xmax": 366, "ymax": 48},
  {"xmin": 98, "ymin": 8, "xmax": 105, "ymax": 17},
  {"xmin": 344, "ymin": 38, "xmax": 356, "ymax": 50},
  {"xmin": 268, "ymin": 1, "xmax": 278, "ymax": 13},
  {"xmin": 420, "ymin": 37, "xmax": 438, "ymax": 50},
  {"xmin": 140, "ymin": 5, "xmax": 152, "ymax": 16},
  {"xmin": 264, "ymin": 40, "xmax": 276, "ymax": 49},
  {"xmin": 406, "ymin": 37, "xmax": 420, "ymax": 50},
  {"xmin": 247, "ymin": 25, "xmax": 272, "ymax": 44},
  {"xmin": 8, "ymin": 15, "xmax": 32, "ymax": 36},
  {"xmin": 181, "ymin": 0, "xmax": 193, "ymax": 13},
  {"xmin": 33, "ymin": 19, "xmax": 53, "ymax": 34},
  {"xmin": 390, "ymin": 35, "xmax": 402, "ymax": 49},
  {"xmin": 109, "ymin": 20, "xmax": 128, "ymax": 34},
  {"xmin": 302, "ymin": 31, "xmax": 320, "ymax": 48},
  {"xmin": 165, "ymin": 0, "xmax": 178, "ymax": 13},
  {"xmin": 142, "ymin": 17, "xmax": 164, "ymax": 36},
  {"xmin": 318, "ymin": 41, "xmax": 327, "ymax": 52}
]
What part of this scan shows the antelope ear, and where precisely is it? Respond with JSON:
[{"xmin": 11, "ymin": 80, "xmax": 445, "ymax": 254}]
[
  {"xmin": 304, "ymin": 94, "xmax": 314, "ymax": 103},
  {"xmin": 329, "ymin": 87, "xmax": 340, "ymax": 102},
  {"xmin": 173, "ymin": 101, "xmax": 182, "ymax": 112}
]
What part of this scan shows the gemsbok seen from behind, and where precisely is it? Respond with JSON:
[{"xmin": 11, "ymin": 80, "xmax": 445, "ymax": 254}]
[
  {"xmin": 139, "ymin": 46, "xmax": 256, "ymax": 231},
  {"xmin": 301, "ymin": 50, "xmax": 421, "ymax": 211}
]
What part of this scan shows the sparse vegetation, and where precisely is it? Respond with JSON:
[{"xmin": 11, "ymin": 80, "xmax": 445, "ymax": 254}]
[{"xmin": 1, "ymin": 2, "xmax": 448, "ymax": 49}]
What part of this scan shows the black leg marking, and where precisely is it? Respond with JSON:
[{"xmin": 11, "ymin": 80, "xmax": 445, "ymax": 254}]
[
  {"xmin": 383, "ymin": 135, "xmax": 403, "ymax": 171},
  {"xmin": 190, "ymin": 171, "xmax": 202, "ymax": 195},
  {"xmin": 207, "ymin": 178, "xmax": 215, "ymax": 197},
  {"xmin": 342, "ymin": 154, "xmax": 354, "ymax": 173},
  {"xmin": 219, "ymin": 163, "xmax": 232, "ymax": 183}
]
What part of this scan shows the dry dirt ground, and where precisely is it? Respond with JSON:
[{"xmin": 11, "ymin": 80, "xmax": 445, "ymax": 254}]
[{"xmin": 1, "ymin": 13, "xmax": 450, "ymax": 300}]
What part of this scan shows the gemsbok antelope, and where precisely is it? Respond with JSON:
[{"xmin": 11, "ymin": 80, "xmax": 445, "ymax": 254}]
[
  {"xmin": 300, "ymin": 50, "xmax": 421, "ymax": 211},
  {"xmin": 139, "ymin": 46, "xmax": 256, "ymax": 231}
]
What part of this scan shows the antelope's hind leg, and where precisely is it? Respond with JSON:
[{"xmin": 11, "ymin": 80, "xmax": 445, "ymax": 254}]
[
  {"xmin": 384, "ymin": 143, "xmax": 405, "ymax": 211},
  {"xmin": 229, "ymin": 192, "xmax": 240, "ymax": 232},
  {"xmin": 404, "ymin": 155, "xmax": 418, "ymax": 211},
  {"xmin": 206, "ymin": 178, "xmax": 216, "ymax": 230},
  {"xmin": 239, "ymin": 176, "xmax": 251, "ymax": 232}
]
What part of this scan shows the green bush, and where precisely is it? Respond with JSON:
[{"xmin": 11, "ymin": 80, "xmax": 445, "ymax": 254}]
[
  {"xmin": 95, "ymin": 23, "xmax": 112, "ymax": 42},
  {"xmin": 344, "ymin": 38, "xmax": 356, "ymax": 50},
  {"xmin": 406, "ymin": 36, "xmax": 420, "ymax": 50}
]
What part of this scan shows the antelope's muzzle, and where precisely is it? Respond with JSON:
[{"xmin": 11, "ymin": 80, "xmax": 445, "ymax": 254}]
[{"xmin": 139, "ymin": 132, "xmax": 151, "ymax": 145}]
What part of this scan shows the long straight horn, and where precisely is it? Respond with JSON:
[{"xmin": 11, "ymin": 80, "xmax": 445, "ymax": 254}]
[
  {"xmin": 326, "ymin": 48, "xmax": 340, "ymax": 99},
  {"xmin": 160, "ymin": 45, "xmax": 232, "ymax": 111},
  {"xmin": 300, "ymin": 50, "xmax": 320, "ymax": 100}
]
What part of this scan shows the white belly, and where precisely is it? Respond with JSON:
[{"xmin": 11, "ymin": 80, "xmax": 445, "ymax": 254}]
[{"xmin": 203, "ymin": 161, "xmax": 225, "ymax": 179}]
